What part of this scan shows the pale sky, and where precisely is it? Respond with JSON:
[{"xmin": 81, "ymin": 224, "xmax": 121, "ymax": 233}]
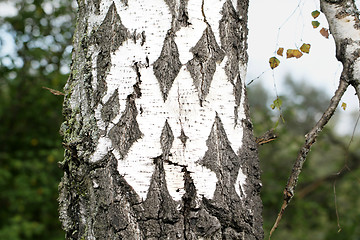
[{"xmin": 247, "ymin": 0, "xmax": 360, "ymax": 134}]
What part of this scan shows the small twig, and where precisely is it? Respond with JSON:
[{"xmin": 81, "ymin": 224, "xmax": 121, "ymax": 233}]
[
  {"xmin": 247, "ymin": 70, "xmax": 269, "ymax": 85},
  {"xmin": 269, "ymin": 77, "xmax": 349, "ymax": 239},
  {"xmin": 42, "ymin": 86, "xmax": 65, "ymax": 96},
  {"xmin": 333, "ymin": 180, "xmax": 342, "ymax": 232},
  {"xmin": 256, "ymin": 129, "xmax": 277, "ymax": 146}
]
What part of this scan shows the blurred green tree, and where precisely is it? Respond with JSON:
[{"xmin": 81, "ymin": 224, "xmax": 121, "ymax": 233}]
[
  {"xmin": 248, "ymin": 77, "xmax": 360, "ymax": 240},
  {"xmin": 0, "ymin": 0, "xmax": 75, "ymax": 239}
]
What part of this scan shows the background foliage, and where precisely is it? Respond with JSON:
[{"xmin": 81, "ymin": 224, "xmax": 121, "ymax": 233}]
[
  {"xmin": 0, "ymin": 0, "xmax": 358, "ymax": 239},
  {"xmin": 248, "ymin": 78, "xmax": 360, "ymax": 240},
  {"xmin": 0, "ymin": 0, "xmax": 75, "ymax": 239}
]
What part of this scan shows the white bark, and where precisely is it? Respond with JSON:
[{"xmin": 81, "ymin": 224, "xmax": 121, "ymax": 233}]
[{"xmin": 59, "ymin": 0, "xmax": 262, "ymax": 239}]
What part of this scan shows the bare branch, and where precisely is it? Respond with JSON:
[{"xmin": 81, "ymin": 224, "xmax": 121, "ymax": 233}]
[
  {"xmin": 269, "ymin": 1, "xmax": 360, "ymax": 237},
  {"xmin": 42, "ymin": 86, "xmax": 65, "ymax": 96},
  {"xmin": 269, "ymin": 78, "xmax": 349, "ymax": 238},
  {"xmin": 256, "ymin": 129, "xmax": 277, "ymax": 146}
]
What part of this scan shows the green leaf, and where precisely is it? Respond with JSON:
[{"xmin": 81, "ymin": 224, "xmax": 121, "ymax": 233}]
[
  {"xmin": 312, "ymin": 21, "xmax": 320, "ymax": 28},
  {"xmin": 269, "ymin": 57, "xmax": 280, "ymax": 69},
  {"xmin": 311, "ymin": 10, "xmax": 320, "ymax": 19},
  {"xmin": 271, "ymin": 97, "xmax": 282, "ymax": 110}
]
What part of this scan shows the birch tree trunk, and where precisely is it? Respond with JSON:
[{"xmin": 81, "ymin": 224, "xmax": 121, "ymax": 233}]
[{"xmin": 59, "ymin": 0, "xmax": 263, "ymax": 239}]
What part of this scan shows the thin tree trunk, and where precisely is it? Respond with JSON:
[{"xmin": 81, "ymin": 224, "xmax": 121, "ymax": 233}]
[{"xmin": 59, "ymin": 0, "xmax": 263, "ymax": 239}]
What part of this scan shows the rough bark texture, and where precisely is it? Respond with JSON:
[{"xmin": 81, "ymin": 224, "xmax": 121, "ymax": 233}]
[{"xmin": 59, "ymin": 0, "xmax": 263, "ymax": 239}]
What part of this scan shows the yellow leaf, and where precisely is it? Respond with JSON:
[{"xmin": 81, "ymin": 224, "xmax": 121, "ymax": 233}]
[
  {"xmin": 286, "ymin": 49, "xmax": 303, "ymax": 59},
  {"xmin": 277, "ymin": 47, "xmax": 284, "ymax": 56},
  {"xmin": 31, "ymin": 138, "xmax": 39, "ymax": 146},
  {"xmin": 269, "ymin": 57, "xmax": 280, "ymax": 69},
  {"xmin": 300, "ymin": 43, "xmax": 311, "ymax": 54},
  {"xmin": 341, "ymin": 102, "xmax": 347, "ymax": 110}
]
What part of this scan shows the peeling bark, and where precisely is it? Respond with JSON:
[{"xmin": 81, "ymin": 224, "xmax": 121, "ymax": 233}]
[{"xmin": 60, "ymin": 0, "xmax": 262, "ymax": 239}]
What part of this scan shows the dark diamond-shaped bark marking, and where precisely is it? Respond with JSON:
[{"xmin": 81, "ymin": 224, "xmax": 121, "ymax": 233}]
[
  {"xmin": 178, "ymin": 128, "xmax": 188, "ymax": 146},
  {"xmin": 198, "ymin": 114, "xmax": 253, "ymax": 234},
  {"xmin": 181, "ymin": 166, "xmax": 222, "ymax": 238},
  {"xmin": 219, "ymin": 1, "xmax": 247, "ymax": 84},
  {"xmin": 198, "ymin": 113, "xmax": 240, "ymax": 187},
  {"xmin": 101, "ymin": 89, "xmax": 120, "ymax": 127},
  {"xmin": 160, "ymin": 120, "xmax": 174, "ymax": 156},
  {"xmin": 93, "ymin": 3, "xmax": 129, "ymax": 52},
  {"xmin": 108, "ymin": 95, "xmax": 142, "ymax": 159},
  {"xmin": 141, "ymin": 155, "xmax": 182, "ymax": 238},
  {"xmin": 186, "ymin": 26, "xmax": 225, "ymax": 106},
  {"xmin": 91, "ymin": 2, "xmax": 129, "ymax": 106},
  {"xmin": 153, "ymin": 33, "xmax": 182, "ymax": 102}
]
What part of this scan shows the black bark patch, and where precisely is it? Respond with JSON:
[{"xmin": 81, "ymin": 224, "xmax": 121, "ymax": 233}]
[
  {"xmin": 132, "ymin": 62, "xmax": 142, "ymax": 98},
  {"xmin": 164, "ymin": 0, "xmax": 190, "ymax": 29},
  {"xmin": 130, "ymin": 30, "xmax": 147, "ymax": 46},
  {"xmin": 101, "ymin": 89, "xmax": 120, "ymax": 127},
  {"xmin": 153, "ymin": 33, "xmax": 182, "ymax": 101},
  {"xmin": 91, "ymin": 2, "xmax": 129, "ymax": 106},
  {"xmin": 181, "ymin": 167, "xmax": 222, "ymax": 238},
  {"xmin": 92, "ymin": 0, "xmax": 101, "ymax": 14},
  {"xmin": 88, "ymin": 152, "xmax": 142, "ymax": 239},
  {"xmin": 237, "ymin": 0, "xmax": 249, "ymax": 23},
  {"xmin": 108, "ymin": 95, "xmax": 142, "ymax": 158},
  {"xmin": 197, "ymin": 114, "xmax": 255, "ymax": 235},
  {"xmin": 220, "ymin": 0, "xmax": 248, "ymax": 84},
  {"xmin": 160, "ymin": 120, "xmax": 174, "ymax": 156},
  {"xmin": 141, "ymin": 156, "xmax": 183, "ymax": 239},
  {"xmin": 178, "ymin": 128, "xmax": 188, "ymax": 146},
  {"xmin": 198, "ymin": 114, "xmax": 241, "ymax": 194},
  {"xmin": 121, "ymin": 0, "xmax": 128, "ymax": 7},
  {"xmin": 233, "ymin": 75, "xmax": 242, "ymax": 125},
  {"xmin": 178, "ymin": 0, "xmax": 190, "ymax": 27},
  {"xmin": 94, "ymin": 51, "xmax": 110, "ymax": 105},
  {"xmin": 186, "ymin": 26, "xmax": 225, "ymax": 106},
  {"xmin": 93, "ymin": 3, "xmax": 129, "ymax": 52}
]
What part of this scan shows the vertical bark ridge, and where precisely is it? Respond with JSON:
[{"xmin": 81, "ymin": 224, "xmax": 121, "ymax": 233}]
[{"xmin": 186, "ymin": 26, "xmax": 225, "ymax": 106}]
